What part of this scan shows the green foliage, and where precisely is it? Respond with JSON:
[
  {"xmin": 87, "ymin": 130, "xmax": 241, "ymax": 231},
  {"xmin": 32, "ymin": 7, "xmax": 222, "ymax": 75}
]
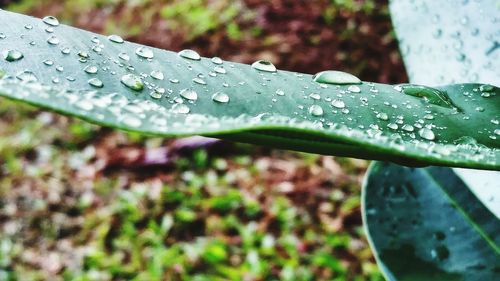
[
  {"xmin": 0, "ymin": 10, "xmax": 498, "ymax": 170},
  {"xmin": 362, "ymin": 1, "xmax": 500, "ymax": 280},
  {"xmin": 362, "ymin": 162, "xmax": 500, "ymax": 281}
]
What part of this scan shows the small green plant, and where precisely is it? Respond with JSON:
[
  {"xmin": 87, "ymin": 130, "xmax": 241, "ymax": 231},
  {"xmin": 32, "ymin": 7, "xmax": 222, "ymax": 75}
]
[{"xmin": 0, "ymin": 0, "xmax": 498, "ymax": 280}]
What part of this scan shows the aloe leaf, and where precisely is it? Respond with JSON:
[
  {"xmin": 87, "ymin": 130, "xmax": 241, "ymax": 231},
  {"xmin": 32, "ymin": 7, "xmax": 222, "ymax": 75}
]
[
  {"xmin": 390, "ymin": 0, "xmax": 500, "ymax": 86},
  {"xmin": 363, "ymin": 1, "xmax": 500, "ymax": 280},
  {"xmin": 0, "ymin": 10, "xmax": 498, "ymax": 170},
  {"xmin": 362, "ymin": 162, "xmax": 500, "ymax": 281}
]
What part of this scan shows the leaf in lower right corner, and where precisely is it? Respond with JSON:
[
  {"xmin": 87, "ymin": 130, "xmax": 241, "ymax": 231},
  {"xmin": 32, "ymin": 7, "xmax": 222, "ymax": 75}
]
[{"xmin": 362, "ymin": 162, "xmax": 500, "ymax": 281}]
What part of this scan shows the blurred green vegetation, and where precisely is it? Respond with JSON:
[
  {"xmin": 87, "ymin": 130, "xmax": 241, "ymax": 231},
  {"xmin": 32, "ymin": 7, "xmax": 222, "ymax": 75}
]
[{"xmin": 0, "ymin": 0, "xmax": 399, "ymax": 280}]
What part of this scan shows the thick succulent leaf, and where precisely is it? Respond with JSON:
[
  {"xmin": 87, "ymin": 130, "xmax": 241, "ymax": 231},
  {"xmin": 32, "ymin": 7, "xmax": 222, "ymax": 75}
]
[
  {"xmin": 362, "ymin": 162, "xmax": 500, "ymax": 281},
  {"xmin": 364, "ymin": 1, "xmax": 500, "ymax": 280},
  {"xmin": 390, "ymin": 0, "xmax": 500, "ymax": 86},
  {"xmin": 0, "ymin": 10, "xmax": 499, "ymax": 170}
]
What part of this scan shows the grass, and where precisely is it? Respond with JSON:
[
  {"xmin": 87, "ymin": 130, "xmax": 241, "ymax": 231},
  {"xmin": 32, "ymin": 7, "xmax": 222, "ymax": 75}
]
[{"xmin": 0, "ymin": 99, "xmax": 382, "ymax": 280}]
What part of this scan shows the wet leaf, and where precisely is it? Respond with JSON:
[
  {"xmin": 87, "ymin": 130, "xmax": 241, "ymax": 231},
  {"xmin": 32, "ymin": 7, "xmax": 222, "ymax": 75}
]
[
  {"xmin": 0, "ymin": 10, "xmax": 498, "ymax": 170},
  {"xmin": 362, "ymin": 162, "xmax": 500, "ymax": 281}
]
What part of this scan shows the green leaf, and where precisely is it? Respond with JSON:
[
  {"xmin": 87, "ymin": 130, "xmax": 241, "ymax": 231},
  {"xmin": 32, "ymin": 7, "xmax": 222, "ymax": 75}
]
[
  {"xmin": 0, "ymin": 10, "xmax": 498, "ymax": 170},
  {"xmin": 364, "ymin": 1, "xmax": 500, "ymax": 280},
  {"xmin": 390, "ymin": 0, "xmax": 499, "ymax": 86},
  {"xmin": 362, "ymin": 162, "xmax": 500, "ymax": 281}
]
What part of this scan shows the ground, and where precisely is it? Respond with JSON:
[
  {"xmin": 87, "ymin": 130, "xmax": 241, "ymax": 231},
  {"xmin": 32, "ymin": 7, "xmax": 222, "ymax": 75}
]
[{"xmin": 0, "ymin": 0, "xmax": 408, "ymax": 280}]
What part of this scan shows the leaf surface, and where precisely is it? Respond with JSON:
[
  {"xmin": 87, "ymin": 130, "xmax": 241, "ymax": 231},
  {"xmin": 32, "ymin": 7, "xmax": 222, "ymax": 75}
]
[
  {"xmin": 0, "ymin": 10, "xmax": 498, "ymax": 169},
  {"xmin": 362, "ymin": 162, "xmax": 500, "ymax": 281}
]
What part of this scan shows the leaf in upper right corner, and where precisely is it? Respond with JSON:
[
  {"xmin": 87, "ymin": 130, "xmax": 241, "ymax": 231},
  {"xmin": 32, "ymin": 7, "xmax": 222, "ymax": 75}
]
[{"xmin": 362, "ymin": 162, "xmax": 500, "ymax": 281}]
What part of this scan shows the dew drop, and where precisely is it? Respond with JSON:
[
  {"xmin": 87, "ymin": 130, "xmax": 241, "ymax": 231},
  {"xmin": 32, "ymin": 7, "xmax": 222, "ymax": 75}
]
[
  {"xmin": 312, "ymin": 70, "xmax": 361, "ymax": 85},
  {"xmin": 348, "ymin": 85, "xmax": 361, "ymax": 93},
  {"xmin": 3, "ymin": 50, "xmax": 24, "ymax": 62},
  {"xmin": 78, "ymin": 51, "xmax": 89, "ymax": 58},
  {"xmin": 118, "ymin": 52, "xmax": 130, "ymax": 61},
  {"xmin": 61, "ymin": 47, "xmax": 71, "ymax": 55},
  {"xmin": 42, "ymin": 16, "xmax": 60, "ymax": 26},
  {"xmin": 211, "ymin": 57, "xmax": 223, "ymax": 64},
  {"xmin": 135, "ymin": 47, "xmax": 154, "ymax": 59},
  {"xmin": 387, "ymin": 123, "xmax": 398, "ymax": 130},
  {"xmin": 276, "ymin": 89, "xmax": 285, "ymax": 96},
  {"xmin": 214, "ymin": 66, "xmax": 226, "ymax": 74},
  {"xmin": 178, "ymin": 49, "xmax": 201, "ymax": 61},
  {"xmin": 479, "ymin": 84, "xmax": 494, "ymax": 92},
  {"xmin": 419, "ymin": 128, "xmax": 435, "ymax": 141},
  {"xmin": 121, "ymin": 74, "xmax": 144, "ymax": 91},
  {"xmin": 149, "ymin": 87, "xmax": 165, "ymax": 99},
  {"xmin": 309, "ymin": 93, "xmax": 321, "ymax": 100},
  {"xmin": 193, "ymin": 77, "xmax": 206, "ymax": 85},
  {"xmin": 212, "ymin": 92, "xmax": 230, "ymax": 103},
  {"xmin": 180, "ymin": 88, "xmax": 198, "ymax": 101},
  {"xmin": 402, "ymin": 124, "xmax": 414, "ymax": 132},
  {"xmin": 150, "ymin": 70, "xmax": 164, "ymax": 80},
  {"xmin": 172, "ymin": 103, "xmax": 190, "ymax": 114},
  {"xmin": 88, "ymin": 78, "xmax": 103, "ymax": 88},
  {"xmin": 47, "ymin": 36, "xmax": 60, "ymax": 45},
  {"xmin": 16, "ymin": 70, "xmax": 38, "ymax": 82},
  {"xmin": 400, "ymin": 84, "xmax": 459, "ymax": 110},
  {"xmin": 251, "ymin": 60, "xmax": 277, "ymax": 72},
  {"xmin": 108, "ymin": 34, "xmax": 124, "ymax": 44},
  {"xmin": 332, "ymin": 99, "xmax": 346, "ymax": 109},
  {"xmin": 84, "ymin": 65, "xmax": 98, "ymax": 74},
  {"xmin": 376, "ymin": 112, "xmax": 389, "ymax": 121},
  {"xmin": 309, "ymin": 105, "xmax": 324, "ymax": 117}
]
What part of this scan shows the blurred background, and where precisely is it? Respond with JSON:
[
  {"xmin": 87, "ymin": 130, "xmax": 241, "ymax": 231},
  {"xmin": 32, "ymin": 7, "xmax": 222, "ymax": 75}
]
[{"xmin": 0, "ymin": 0, "xmax": 408, "ymax": 280}]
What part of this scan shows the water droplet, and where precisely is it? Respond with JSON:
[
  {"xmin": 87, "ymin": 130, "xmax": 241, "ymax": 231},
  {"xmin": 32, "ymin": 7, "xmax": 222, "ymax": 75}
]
[
  {"xmin": 348, "ymin": 85, "xmax": 361, "ymax": 93},
  {"xmin": 376, "ymin": 112, "xmax": 389, "ymax": 121},
  {"xmin": 135, "ymin": 47, "xmax": 154, "ymax": 59},
  {"xmin": 387, "ymin": 123, "xmax": 398, "ymax": 130},
  {"xmin": 212, "ymin": 92, "xmax": 230, "ymax": 103},
  {"xmin": 47, "ymin": 36, "xmax": 60, "ymax": 45},
  {"xmin": 108, "ymin": 34, "xmax": 124, "ymax": 44},
  {"xmin": 214, "ymin": 66, "xmax": 226, "ymax": 74},
  {"xmin": 16, "ymin": 70, "xmax": 38, "ymax": 82},
  {"xmin": 276, "ymin": 89, "xmax": 285, "ymax": 96},
  {"xmin": 78, "ymin": 51, "xmax": 89, "ymax": 58},
  {"xmin": 3, "ymin": 50, "xmax": 24, "ymax": 62},
  {"xmin": 118, "ymin": 52, "xmax": 130, "ymax": 61},
  {"xmin": 309, "ymin": 105, "xmax": 324, "ymax": 117},
  {"xmin": 251, "ymin": 60, "xmax": 277, "ymax": 72},
  {"xmin": 193, "ymin": 77, "xmax": 206, "ymax": 85},
  {"xmin": 88, "ymin": 78, "xmax": 103, "ymax": 88},
  {"xmin": 178, "ymin": 49, "xmax": 201, "ymax": 61},
  {"xmin": 400, "ymin": 84, "xmax": 459, "ymax": 110},
  {"xmin": 494, "ymin": 129, "xmax": 500, "ymax": 136},
  {"xmin": 84, "ymin": 65, "xmax": 98, "ymax": 74},
  {"xmin": 150, "ymin": 87, "xmax": 165, "ymax": 99},
  {"xmin": 172, "ymin": 103, "xmax": 190, "ymax": 114},
  {"xmin": 419, "ymin": 128, "xmax": 435, "ymax": 141},
  {"xmin": 122, "ymin": 116, "xmax": 142, "ymax": 127},
  {"xmin": 0, "ymin": 33, "xmax": 6, "ymax": 39},
  {"xmin": 479, "ymin": 84, "xmax": 494, "ymax": 92},
  {"xmin": 424, "ymin": 114, "xmax": 434, "ymax": 120},
  {"xmin": 312, "ymin": 70, "xmax": 361, "ymax": 85},
  {"xmin": 309, "ymin": 93, "xmax": 321, "ymax": 100},
  {"xmin": 45, "ymin": 27, "xmax": 54, "ymax": 33},
  {"xmin": 331, "ymin": 99, "xmax": 346, "ymax": 109},
  {"xmin": 61, "ymin": 47, "xmax": 71, "ymax": 55},
  {"xmin": 150, "ymin": 70, "xmax": 164, "ymax": 80},
  {"xmin": 211, "ymin": 57, "xmax": 223, "ymax": 64},
  {"xmin": 24, "ymin": 24, "xmax": 33, "ymax": 30},
  {"xmin": 42, "ymin": 16, "xmax": 60, "ymax": 26},
  {"xmin": 402, "ymin": 124, "xmax": 414, "ymax": 132},
  {"xmin": 121, "ymin": 74, "xmax": 144, "ymax": 91},
  {"xmin": 180, "ymin": 89, "xmax": 198, "ymax": 101},
  {"xmin": 475, "ymin": 107, "xmax": 485, "ymax": 112}
]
